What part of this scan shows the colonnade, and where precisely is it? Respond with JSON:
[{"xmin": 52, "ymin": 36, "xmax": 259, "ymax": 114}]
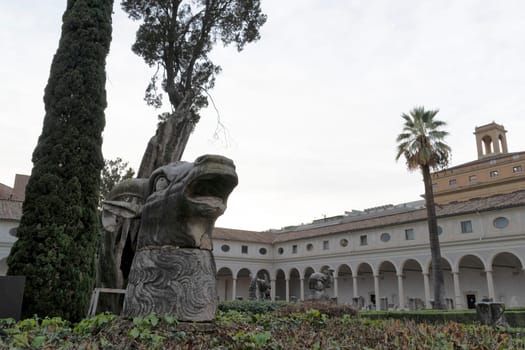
[{"xmin": 216, "ymin": 251, "xmax": 525, "ymax": 309}]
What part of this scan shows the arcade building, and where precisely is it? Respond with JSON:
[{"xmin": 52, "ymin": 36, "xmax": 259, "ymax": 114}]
[{"xmin": 1, "ymin": 122, "xmax": 524, "ymax": 310}]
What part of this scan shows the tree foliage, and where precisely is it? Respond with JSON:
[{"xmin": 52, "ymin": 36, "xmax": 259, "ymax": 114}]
[
  {"xmin": 121, "ymin": 0, "xmax": 267, "ymax": 177},
  {"xmin": 99, "ymin": 157, "xmax": 135, "ymax": 204},
  {"xmin": 395, "ymin": 106, "xmax": 451, "ymax": 310},
  {"xmin": 7, "ymin": 0, "xmax": 114, "ymax": 321}
]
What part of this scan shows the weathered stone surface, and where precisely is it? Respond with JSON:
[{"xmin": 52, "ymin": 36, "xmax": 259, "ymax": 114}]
[
  {"xmin": 476, "ymin": 302, "xmax": 508, "ymax": 327},
  {"xmin": 308, "ymin": 267, "xmax": 334, "ymax": 300},
  {"xmin": 123, "ymin": 247, "xmax": 217, "ymax": 321},
  {"xmin": 249, "ymin": 276, "xmax": 271, "ymax": 300},
  {"xmin": 101, "ymin": 154, "xmax": 237, "ymax": 321}
]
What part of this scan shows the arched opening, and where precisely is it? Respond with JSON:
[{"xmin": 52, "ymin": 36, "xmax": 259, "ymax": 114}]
[
  {"xmin": 236, "ymin": 268, "xmax": 252, "ymax": 300},
  {"xmin": 458, "ymin": 254, "xmax": 487, "ymax": 309},
  {"xmin": 482, "ymin": 135, "xmax": 493, "ymax": 155},
  {"xmin": 337, "ymin": 264, "xmax": 353, "ymax": 304},
  {"xmin": 275, "ymin": 269, "xmax": 286, "ymax": 301},
  {"xmin": 255, "ymin": 269, "xmax": 271, "ymax": 280},
  {"xmin": 378, "ymin": 261, "xmax": 397, "ymax": 310},
  {"xmin": 289, "ymin": 268, "xmax": 301, "ymax": 301},
  {"xmin": 492, "ymin": 252, "xmax": 524, "ymax": 307},
  {"xmin": 303, "ymin": 266, "xmax": 315, "ymax": 300},
  {"xmin": 498, "ymin": 134, "xmax": 506, "ymax": 153},
  {"xmin": 401, "ymin": 259, "xmax": 424, "ymax": 309},
  {"xmin": 428, "ymin": 257, "xmax": 454, "ymax": 309},
  {"xmin": 217, "ymin": 267, "xmax": 233, "ymax": 301},
  {"xmin": 356, "ymin": 262, "xmax": 374, "ymax": 309}
]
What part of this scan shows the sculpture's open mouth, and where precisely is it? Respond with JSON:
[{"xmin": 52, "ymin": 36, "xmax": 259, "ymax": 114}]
[{"xmin": 185, "ymin": 173, "xmax": 238, "ymax": 209}]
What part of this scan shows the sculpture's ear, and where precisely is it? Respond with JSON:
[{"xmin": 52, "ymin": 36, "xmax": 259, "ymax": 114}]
[{"xmin": 102, "ymin": 200, "xmax": 143, "ymax": 232}]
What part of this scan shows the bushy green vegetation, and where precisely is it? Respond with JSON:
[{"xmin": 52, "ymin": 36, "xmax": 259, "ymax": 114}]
[
  {"xmin": 218, "ymin": 300, "xmax": 288, "ymax": 314},
  {"xmin": 1, "ymin": 308, "xmax": 524, "ymax": 349}
]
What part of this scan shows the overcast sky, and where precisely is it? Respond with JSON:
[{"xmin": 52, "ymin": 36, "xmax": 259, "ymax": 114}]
[{"xmin": 2, "ymin": 1, "xmax": 525, "ymax": 231}]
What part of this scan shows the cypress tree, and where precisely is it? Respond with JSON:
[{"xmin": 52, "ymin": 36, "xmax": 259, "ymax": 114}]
[{"xmin": 7, "ymin": 0, "xmax": 113, "ymax": 321}]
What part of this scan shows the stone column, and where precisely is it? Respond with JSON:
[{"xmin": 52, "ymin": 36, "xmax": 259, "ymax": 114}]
[
  {"xmin": 232, "ymin": 278, "xmax": 237, "ymax": 301},
  {"xmin": 453, "ymin": 272, "xmax": 463, "ymax": 309},
  {"xmin": 485, "ymin": 270, "xmax": 495, "ymax": 301},
  {"xmin": 300, "ymin": 278, "xmax": 305, "ymax": 301},
  {"xmin": 285, "ymin": 278, "xmax": 290, "ymax": 302},
  {"xmin": 352, "ymin": 275, "xmax": 358, "ymax": 299},
  {"xmin": 423, "ymin": 272, "xmax": 431, "ymax": 309},
  {"xmin": 374, "ymin": 274, "xmax": 380, "ymax": 311},
  {"xmin": 397, "ymin": 274, "xmax": 405, "ymax": 309},
  {"xmin": 333, "ymin": 276, "xmax": 339, "ymax": 299},
  {"xmin": 270, "ymin": 279, "xmax": 276, "ymax": 301}
]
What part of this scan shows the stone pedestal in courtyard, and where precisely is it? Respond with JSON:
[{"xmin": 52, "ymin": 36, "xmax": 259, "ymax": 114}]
[
  {"xmin": 476, "ymin": 302, "xmax": 508, "ymax": 327},
  {"xmin": 122, "ymin": 247, "xmax": 217, "ymax": 321}
]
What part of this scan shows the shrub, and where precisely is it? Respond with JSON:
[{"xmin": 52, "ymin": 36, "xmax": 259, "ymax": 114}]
[
  {"xmin": 276, "ymin": 300, "xmax": 358, "ymax": 318},
  {"xmin": 218, "ymin": 299, "xmax": 287, "ymax": 314}
]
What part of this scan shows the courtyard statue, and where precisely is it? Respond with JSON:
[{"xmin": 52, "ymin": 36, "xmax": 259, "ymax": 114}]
[
  {"xmin": 101, "ymin": 154, "xmax": 238, "ymax": 321},
  {"xmin": 476, "ymin": 302, "xmax": 508, "ymax": 327},
  {"xmin": 248, "ymin": 272, "xmax": 271, "ymax": 300},
  {"xmin": 308, "ymin": 267, "xmax": 334, "ymax": 300}
]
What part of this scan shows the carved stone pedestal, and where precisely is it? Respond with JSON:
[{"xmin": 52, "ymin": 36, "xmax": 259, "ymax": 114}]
[
  {"xmin": 476, "ymin": 302, "xmax": 508, "ymax": 327},
  {"xmin": 122, "ymin": 247, "xmax": 217, "ymax": 321}
]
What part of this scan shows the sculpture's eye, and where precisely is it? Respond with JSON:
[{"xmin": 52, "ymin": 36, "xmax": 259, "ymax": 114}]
[{"xmin": 154, "ymin": 176, "xmax": 169, "ymax": 191}]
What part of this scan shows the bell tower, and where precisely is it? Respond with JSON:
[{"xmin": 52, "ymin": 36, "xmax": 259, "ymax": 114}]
[{"xmin": 474, "ymin": 122, "xmax": 508, "ymax": 159}]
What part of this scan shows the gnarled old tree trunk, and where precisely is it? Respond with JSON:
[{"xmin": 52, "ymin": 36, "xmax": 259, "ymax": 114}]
[{"xmin": 137, "ymin": 110, "xmax": 196, "ymax": 178}]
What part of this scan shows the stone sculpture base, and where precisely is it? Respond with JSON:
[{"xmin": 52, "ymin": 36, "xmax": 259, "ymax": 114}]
[
  {"xmin": 476, "ymin": 302, "xmax": 508, "ymax": 327},
  {"xmin": 122, "ymin": 247, "xmax": 217, "ymax": 321}
]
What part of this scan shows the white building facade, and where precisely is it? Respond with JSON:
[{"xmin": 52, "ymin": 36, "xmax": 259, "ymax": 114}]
[{"xmin": 212, "ymin": 192, "xmax": 525, "ymax": 310}]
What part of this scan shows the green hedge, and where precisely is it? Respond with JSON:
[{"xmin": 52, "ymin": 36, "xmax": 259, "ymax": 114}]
[
  {"xmin": 360, "ymin": 308, "xmax": 525, "ymax": 327},
  {"xmin": 218, "ymin": 300, "xmax": 288, "ymax": 314}
]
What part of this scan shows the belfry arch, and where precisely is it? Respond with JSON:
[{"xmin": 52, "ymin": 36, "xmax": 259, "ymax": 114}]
[{"xmin": 475, "ymin": 122, "xmax": 508, "ymax": 158}]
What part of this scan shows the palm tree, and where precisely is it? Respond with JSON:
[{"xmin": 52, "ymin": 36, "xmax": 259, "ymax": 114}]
[{"xmin": 395, "ymin": 106, "xmax": 451, "ymax": 309}]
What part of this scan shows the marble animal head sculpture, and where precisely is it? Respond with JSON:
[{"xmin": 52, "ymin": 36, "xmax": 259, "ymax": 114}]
[
  {"xmin": 100, "ymin": 154, "xmax": 238, "ymax": 320},
  {"xmin": 102, "ymin": 154, "xmax": 238, "ymax": 250}
]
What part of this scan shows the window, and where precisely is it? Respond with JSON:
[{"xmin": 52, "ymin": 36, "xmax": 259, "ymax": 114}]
[
  {"xmin": 432, "ymin": 183, "xmax": 438, "ymax": 191},
  {"xmin": 259, "ymin": 247, "xmax": 267, "ymax": 255},
  {"xmin": 405, "ymin": 228, "xmax": 415, "ymax": 240},
  {"xmin": 437, "ymin": 225, "xmax": 443, "ymax": 235},
  {"xmin": 278, "ymin": 247, "xmax": 284, "ymax": 255},
  {"xmin": 323, "ymin": 240, "xmax": 329, "ymax": 250},
  {"xmin": 339, "ymin": 238, "xmax": 349, "ymax": 247},
  {"xmin": 292, "ymin": 245, "xmax": 298, "ymax": 254},
  {"xmin": 461, "ymin": 220, "xmax": 473, "ymax": 233},
  {"xmin": 449, "ymin": 179, "xmax": 457, "ymax": 186},
  {"xmin": 220, "ymin": 244, "xmax": 230, "ymax": 252},
  {"xmin": 380, "ymin": 232, "xmax": 391, "ymax": 242},
  {"xmin": 241, "ymin": 245, "xmax": 248, "ymax": 254},
  {"xmin": 360, "ymin": 235, "xmax": 368, "ymax": 246},
  {"xmin": 469, "ymin": 175, "xmax": 477, "ymax": 183},
  {"xmin": 513, "ymin": 165, "xmax": 523, "ymax": 173},
  {"xmin": 306, "ymin": 243, "xmax": 314, "ymax": 251},
  {"xmin": 493, "ymin": 217, "xmax": 509, "ymax": 229},
  {"xmin": 490, "ymin": 170, "xmax": 499, "ymax": 178}
]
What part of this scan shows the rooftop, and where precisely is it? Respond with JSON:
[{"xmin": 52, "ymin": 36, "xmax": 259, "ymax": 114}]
[{"xmin": 214, "ymin": 190, "xmax": 525, "ymax": 244}]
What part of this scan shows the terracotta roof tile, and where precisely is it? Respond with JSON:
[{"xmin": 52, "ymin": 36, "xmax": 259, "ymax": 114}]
[
  {"xmin": 213, "ymin": 227, "xmax": 274, "ymax": 243},
  {"xmin": 214, "ymin": 190, "xmax": 525, "ymax": 244},
  {"xmin": 11, "ymin": 174, "xmax": 29, "ymax": 201},
  {"xmin": 0, "ymin": 183, "xmax": 12, "ymax": 200},
  {"xmin": 0, "ymin": 200, "xmax": 23, "ymax": 221}
]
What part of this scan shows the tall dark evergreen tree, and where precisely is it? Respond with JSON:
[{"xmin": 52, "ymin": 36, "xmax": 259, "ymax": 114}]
[{"xmin": 7, "ymin": 0, "xmax": 113, "ymax": 321}]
